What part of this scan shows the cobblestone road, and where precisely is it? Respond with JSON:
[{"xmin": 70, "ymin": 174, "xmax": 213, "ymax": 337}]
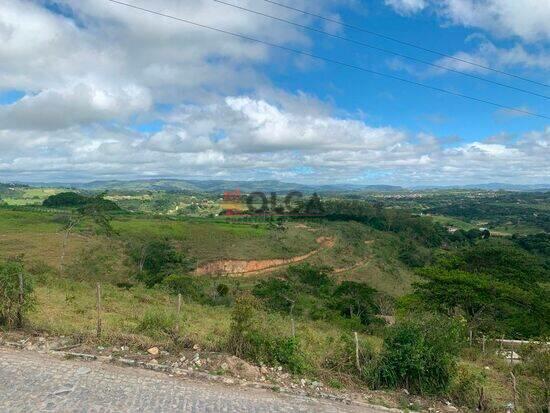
[{"xmin": 0, "ymin": 347, "xmax": 384, "ymax": 412}]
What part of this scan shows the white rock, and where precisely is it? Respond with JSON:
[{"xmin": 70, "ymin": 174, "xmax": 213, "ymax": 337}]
[{"xmin": 147, "ymin": 347, "xmax": 159, "ymax": 355}]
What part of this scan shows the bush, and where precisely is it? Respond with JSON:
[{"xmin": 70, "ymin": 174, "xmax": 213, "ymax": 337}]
[
  {"xmin": 227, "ymin": 293, "xmax": 309, "ymax": 373},
  {"xmin": 0, "ymin": 258, "xmax": 34, "ymax": 328},
  {"xmin": 367, "ymin": 315, "xmax": 464, "ymax": 395},
  {"xmin": 162, "ymin": 274, "xmax": 203, "ymax": 301},
  {"xmin": 448, "ymin": 363, "xmax": 487, "ymax": 408},
  {"xmin": 322, "ymin": 334, "xmax": 374, "ymax": 375}
]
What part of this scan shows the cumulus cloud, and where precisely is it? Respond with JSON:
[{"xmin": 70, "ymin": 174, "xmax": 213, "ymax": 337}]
[
  {"xmin": 0, "ymin": 0, "xmax": 334, "ymax": 128},
  {"xmin": 0, "ymin": 83, "xmax": 152, "ymax": 130},
  {"xmin": 385, "ymin": 0, "xmax": 550, "ymax": 42},
  {"xmin": 0, "ymin": 0, "xmax": 548, "ymax": 185},
  {"xmin": 0, "ymin": 95, "xmax": 548, "ymax": 184}
]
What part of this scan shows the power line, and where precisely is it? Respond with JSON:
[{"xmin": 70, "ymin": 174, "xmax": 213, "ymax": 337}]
[
  {"xmin": 213, "ymin": 0, "xmax": 549, "ymax": 100},
  {"xmin": 260, "ymin": 0, "xmax": 550, "ymax": 89},
  {"xmin": 106, "ymin": 0, "xmax": 550, "ymax": 120}
]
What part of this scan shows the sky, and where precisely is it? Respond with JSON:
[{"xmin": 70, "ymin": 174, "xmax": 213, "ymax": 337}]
[{"xmin": 0, "ymin": 0, "xmax": 549, "ymax": 185}]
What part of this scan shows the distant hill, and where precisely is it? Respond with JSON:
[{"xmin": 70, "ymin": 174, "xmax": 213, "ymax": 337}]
[
  {"xmin": 413, "ymin": 183, "xmax": 550, "ymax": 191},
  {"xmin": 69, "ymin": 179, "xmax": 404, "ymax": 194}
]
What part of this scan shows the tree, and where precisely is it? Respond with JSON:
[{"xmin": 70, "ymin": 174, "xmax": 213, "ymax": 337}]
[
  {"xmin": 134, "ymin": 239, "xmax": 194, "ymax": 287},
  {"xmin": 57, "ymin": 195, "xmax": 116, "ymax": 273},
  {"xmin": 412, "ymin": 267, "xmax": 550, "ymax": 338},
  {"xmin": 331, "ymin": 281, "xmax": 378, "ymax": 325}
]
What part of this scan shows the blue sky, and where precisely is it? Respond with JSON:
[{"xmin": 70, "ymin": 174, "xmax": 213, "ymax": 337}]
[{"xmin": 0, "ymin": 0, "xmax": 548, "ymax": 185}]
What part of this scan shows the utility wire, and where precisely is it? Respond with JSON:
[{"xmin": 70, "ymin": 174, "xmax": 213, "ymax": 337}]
[
  {"xmin": 213, "ymin": 0, "xmax": 549, "ymax": 100},
  {"xmin": 106, "ymin": 0, "xmax": 550, "ymax": 120},
  {"xmin": 260, "ymin": 0, "xmax": 550, "ymax": 89}
]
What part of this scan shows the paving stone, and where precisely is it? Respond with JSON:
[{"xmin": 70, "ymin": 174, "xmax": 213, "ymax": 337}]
[{"xmin": 0, "ymin": 347, "xmax": 383, "ymax": 413}]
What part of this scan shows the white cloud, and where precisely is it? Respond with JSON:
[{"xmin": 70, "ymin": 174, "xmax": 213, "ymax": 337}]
[
  {"xmin": 439, "ymin": 0, "xmax": 550, "ymax": 42},
  {"xmin": 433, "ymin": 38, "xmax": 550, "ymax": 73},
  {"xmin": 0, "ymin": 83, "xmax": 152, "ymax": 130},
  {"xmin": 385, "ymin": 0, "xmax": 550, "ymax": 42},
  {"xmin": 0, "ymin": 0, "xmax": 335, "ymax": 128},
  {"xmin": 384, "ymin": 0, "xmax": 427, "ymax": 16},
  {"xmin": 0, "ymin": 95, "xmax": 548, "ymax": 184}
]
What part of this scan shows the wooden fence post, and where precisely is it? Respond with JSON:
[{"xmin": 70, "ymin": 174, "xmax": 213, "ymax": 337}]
[
  {"xmin": 354, "ymin": 331, "xmax": 361, "ymax": 373},
  {"xmin": 96, "ymin": 283, "xmax": 102, "ymax": 339},
  {"xmin": 176, "ymin": 293, "xmax": 182, "ymax": 336},
  {"xmin": 17, "ymin": 272, "xmax": 24, "ymax": 328},
  {"xmin": 510, "ymin": 372, "xmax": 517, "ymax": 410}
]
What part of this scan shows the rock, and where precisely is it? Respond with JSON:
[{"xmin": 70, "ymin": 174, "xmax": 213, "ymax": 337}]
[
  {"xmin": 38, "ymin": 337, "xmax": 46, "ymax": 343},
  {"xmin": 194, "ymin": 359, "xmax": 202, "ymax": 367},
  {"xmin": 120, "ymin": 345, "xmax": 129, "ymax": 351},
  {"xmin": 192, "ymin": 344, "xmax": 200, "ymax": 351},
  {"xmin": 75, "ymin": 367, "xmax": 91, "ymax": 375},
  {"xmin": 149, "ymin": 359, "xmax": 158, "ymax": 365},
  {"xmin": 277, "ymin": 366, "xmax": 283, "ymax": 371},
  {"xmin": 97, "ymin": 346, "xmax": 105, "ymax": 351},
  {"xmin": 220, "ymin": 356, "xmax": 261, "ymax": 381},
  {"xmin": 147, "ymin": 347, "xmax": 159, "ymax": 356},
  {"xmin": 221, "ymin": 362, "xmax": 229, "ymax": 370},
  {"xmin": 160, "ymin": 350, "xmax": 169, "ymax": 356},
  {"xmin": 300, "ymin": 379, "xmax": 306, "ymax": 387},
  {"xmin": 260, "ymin": 366, "xmax": 269, "ymax": 374},
  {"xmin": 180, "ymin": 356, "xmax": 187, "ymax": 362}
]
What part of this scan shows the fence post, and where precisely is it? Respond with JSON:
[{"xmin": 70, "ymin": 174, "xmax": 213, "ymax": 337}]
[
  {"xmin": 354, "ymin": 331, "xmax": 361, "ymax": 373},
  {"xmin": 510, "ymin": 372, "xmax": 517, "ymax": 410},
  {"xmin": 96, "ymin": 283, "xmax": 102, "ymax": 339},
  {"xmin": 175, "ymin": 293, "xmax": 182, "ymax": 336},
  {"xmin": 17, "ymin": 272, "xmax": 24, "ymax": 328}
]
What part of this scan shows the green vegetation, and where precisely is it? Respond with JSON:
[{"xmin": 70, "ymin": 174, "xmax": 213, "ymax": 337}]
[
  {"xmin": 367, "ymin": 316, "xmax": 464, "ymax": 395},
  {"xmin": 1, "ymin": 183, "xmax": 549, "ymax": 411},
  {"xmin": 0, "ymin": 258, "xmax": 34, "ymax": 328},
  {"xmin": 43, "ymin": 191, "xmax": 121, "ymax": 211}
]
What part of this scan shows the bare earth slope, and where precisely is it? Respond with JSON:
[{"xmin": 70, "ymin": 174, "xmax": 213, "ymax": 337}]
[{"xmin": 0, "ymin": 347, "xmax": 389, "ymax": 413}]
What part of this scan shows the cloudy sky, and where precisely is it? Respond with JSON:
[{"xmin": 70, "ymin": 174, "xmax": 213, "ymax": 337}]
[{"xmin": 0, "ymin": 0, "xmax": 548, "ymax": 185}]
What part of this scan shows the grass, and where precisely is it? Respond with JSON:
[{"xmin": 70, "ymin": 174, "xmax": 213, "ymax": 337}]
[
  {"xmin": 429, "ymin": 214, "xmax": 475, "ymax": 230},
  {"xmin": 113, "ymin": 216, "xmax": 320, "ymax": 263}
]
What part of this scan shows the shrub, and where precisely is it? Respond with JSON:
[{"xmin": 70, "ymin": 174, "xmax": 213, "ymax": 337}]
[
  {"xmin": 0, "ymin": 259, "xmax": 34, "ymax": 328},
  {"xmin": 448, "ymin": 363, "xmax": 487, "ymax": 408},
  {"xmin": 322, "ymin": 334, "xmax": 374, "ymax": 375},
  {"xmin": 162, "ymin": 274, "xmax": 203, "ymax": 301},
  {"xmin": 227, "ymin": 293, "xmax": 309, "ymax": 373},
  {"xmin": 367, "ymin": 315, "xmax": 464, "ymax": 395}
]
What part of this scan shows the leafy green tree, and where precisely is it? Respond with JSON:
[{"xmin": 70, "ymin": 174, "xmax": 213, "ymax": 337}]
[
  {"xmin": 57, "ymin": 195, "xmax": 117, "ymax": 273},
  {"xmin": 331, "ymin": 281, "xmax": 378, "ymax": 325},
  {"xmin": 442, "ymin": 242, "xmax": 549, "ymax": 285},
  {"xmin": 412, "ymin": 267, "xmax": 549, "ymax": 338},
  {"xmin": 134, "ymin": 239, "xmax": 194, "ymax": 287}
]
